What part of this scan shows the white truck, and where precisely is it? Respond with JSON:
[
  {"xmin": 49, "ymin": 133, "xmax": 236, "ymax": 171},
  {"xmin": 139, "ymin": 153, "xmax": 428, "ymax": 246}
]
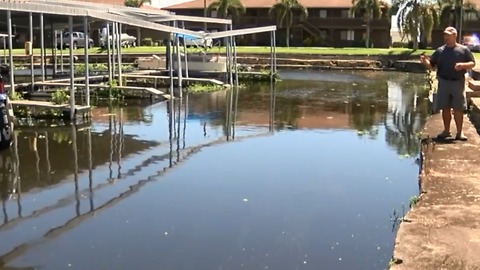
[{"xmin": 56, "ymin": 31, "xmax": 94, "ymax": 49}]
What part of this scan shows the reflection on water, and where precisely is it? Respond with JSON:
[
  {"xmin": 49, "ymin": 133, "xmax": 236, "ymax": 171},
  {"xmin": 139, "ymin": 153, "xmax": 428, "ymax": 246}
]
[{"xmin": 0, "ymin": 70, "xmax": 428, "ymax": 270}]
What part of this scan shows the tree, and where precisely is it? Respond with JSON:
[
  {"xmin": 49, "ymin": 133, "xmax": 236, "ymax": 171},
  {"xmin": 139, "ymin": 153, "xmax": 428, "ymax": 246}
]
[
  {"xmin": 351, "ymin": 0, "xmax": 388, "ymax": 48},
  {"xmin": 394, "ymin": 0, "xmax": 439, "ymax": 49},
  {"xmin": 207, "ymin": 0, "xmax": 245, "ymax": 20},
  {"xmin": 439, "ymin": 0, "xmax": 478, "ymax": 39},
  {"xmin": 124, "ymin": 0, "xmax": 151, "ymax": 8},
  {"xmin": 269, "ymin": 0, "xmax": 308, "ymax": 47}
]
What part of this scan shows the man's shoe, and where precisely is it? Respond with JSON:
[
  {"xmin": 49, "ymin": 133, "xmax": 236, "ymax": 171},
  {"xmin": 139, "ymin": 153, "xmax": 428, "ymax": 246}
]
[
  {"xmin": 437, "ymin": 130, "xmax": 451, "ymax": 139},
  {"xmin": 455, "ymin": 133, "xmax": 468, "ymax": 141}
]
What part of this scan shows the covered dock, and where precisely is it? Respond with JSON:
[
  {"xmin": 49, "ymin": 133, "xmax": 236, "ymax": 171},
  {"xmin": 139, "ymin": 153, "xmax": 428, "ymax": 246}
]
[{"xmin": 0, "ymin": 0, "xmax": 277, "ymax": 120}]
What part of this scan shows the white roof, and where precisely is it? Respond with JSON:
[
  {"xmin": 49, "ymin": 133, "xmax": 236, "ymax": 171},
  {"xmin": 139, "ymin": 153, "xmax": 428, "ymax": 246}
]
[{"xmin": 0, "ymin": 0, "xmax": 276, "ymax": 39}]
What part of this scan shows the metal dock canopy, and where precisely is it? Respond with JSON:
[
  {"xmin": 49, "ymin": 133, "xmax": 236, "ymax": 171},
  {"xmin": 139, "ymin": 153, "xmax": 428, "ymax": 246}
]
[
  {"xmin": 0, "ymin": 0, "xmax": 276, "ymax": 39},
  {"xmin": 29, "ymin": 0, "xmax": 233, "ymax": 24},
  {"xmin": 146, "ymin": 14, "xmax": 231, "ymax": 24},
  {"xmin": 0, "ymin": 1, "xmax": 201, "ymax": 37},
  {"xmin": 207, "ymin": 26, "xmax": 278, "ymax": 39}
]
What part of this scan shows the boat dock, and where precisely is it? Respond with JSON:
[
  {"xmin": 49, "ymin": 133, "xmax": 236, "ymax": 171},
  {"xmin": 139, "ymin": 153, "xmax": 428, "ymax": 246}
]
[
  {"xmin": 0, "ymin": 0, "xmax": 277, "ymax": 121},
  {"xmin": 9, "ymin": 99, "xmax": 91, "ymax": 119},
  {"xmin": 33, "ymin": 82, "xmax": 170, "ymax": 98},
  {"xmin": 123, "ymin": 72, "xmax": 225, "ymax": 86}
]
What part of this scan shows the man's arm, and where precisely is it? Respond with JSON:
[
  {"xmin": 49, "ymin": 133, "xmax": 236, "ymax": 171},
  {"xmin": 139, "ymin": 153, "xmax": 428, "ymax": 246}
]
[
  {"xmin": 420, "ymin": 51, "xmax": 438, "ymax": 70},
  {"xmin": 455, "ymin": 48, "xmax": 476, "ymax": 70},
  {"xmin": 459, "ymin": 61, "xmax": 476, "ymax": 70}
]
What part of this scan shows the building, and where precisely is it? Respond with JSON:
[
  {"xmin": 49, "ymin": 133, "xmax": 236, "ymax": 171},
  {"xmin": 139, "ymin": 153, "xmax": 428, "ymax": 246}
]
[{"xmin": 165, "ymin": 0, "xmax": 392, "ymax": 48}]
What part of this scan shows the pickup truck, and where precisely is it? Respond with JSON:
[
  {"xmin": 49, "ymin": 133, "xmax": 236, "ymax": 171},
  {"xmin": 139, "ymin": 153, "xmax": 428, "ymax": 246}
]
[{"xmin": 56, "ymin": 31, "xmax": 94, "ymax": 49}]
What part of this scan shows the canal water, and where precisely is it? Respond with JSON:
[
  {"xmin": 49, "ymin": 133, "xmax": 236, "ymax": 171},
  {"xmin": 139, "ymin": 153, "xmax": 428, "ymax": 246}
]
[{"xmin": 0, "ymin": 70, "xmax": 428, "ymax": 270}]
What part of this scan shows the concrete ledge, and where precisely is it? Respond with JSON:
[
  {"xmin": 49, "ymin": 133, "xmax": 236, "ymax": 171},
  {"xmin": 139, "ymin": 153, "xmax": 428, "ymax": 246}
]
[
  {"xmin": 468, "ymin": 79, "xmax": 480, "ymax": 91},
  {"xmin": 469, "ymin": 98, "xmax": 480, "ymax": 130},
  {"xmin": 391, "ymin": 112, "xmax": 480, "ymax": 270}
]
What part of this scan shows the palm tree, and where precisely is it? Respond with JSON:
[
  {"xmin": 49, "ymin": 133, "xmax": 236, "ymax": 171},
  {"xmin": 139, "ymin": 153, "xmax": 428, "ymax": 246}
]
[
  {"xmin": 269, "ymin": 0, "xmax": 308, "ymax": 47},
  {"xmin": 439, "ymin": 0, "xmax": 478, "ymax": 39},
  {"xmin": 351, "ymin": 0, "xmax": 388, "ymax": 48},
  {"xmin": 124, "ymin": 0, "xmax": 151, "ymax": 7},
  {"xmin": 207, "ymin": 0, "xmax": 245, "ymax": 20},
  {"xmin": 395, "ymin": 0, "xmax": 439, "ymax": 49}
]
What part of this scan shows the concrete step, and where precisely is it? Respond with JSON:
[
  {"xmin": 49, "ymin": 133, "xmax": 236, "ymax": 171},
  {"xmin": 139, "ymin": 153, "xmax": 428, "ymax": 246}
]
[
  {"xmin": 466, "ymin": 89, "xmax": 480, "ymax": 99},
  {"xmin": 468, "ymin": 79, "xmax": 480, "ymax": 91}
]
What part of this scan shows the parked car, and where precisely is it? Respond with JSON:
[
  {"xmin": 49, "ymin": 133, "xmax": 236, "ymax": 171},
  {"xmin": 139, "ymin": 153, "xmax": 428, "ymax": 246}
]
[
  {"xmin": 462, "ymin": 35, "xmax": 480, "ymax": 52},
  {"xmin": 56, "ymin": 32, "xmax": 94, "ymax": 50}
]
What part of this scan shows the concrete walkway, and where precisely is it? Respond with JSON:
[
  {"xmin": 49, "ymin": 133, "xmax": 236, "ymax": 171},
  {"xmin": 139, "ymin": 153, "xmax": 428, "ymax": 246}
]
[{"xmin": 391, "ymin": 101, "xmax": 480, "ymax": 270}]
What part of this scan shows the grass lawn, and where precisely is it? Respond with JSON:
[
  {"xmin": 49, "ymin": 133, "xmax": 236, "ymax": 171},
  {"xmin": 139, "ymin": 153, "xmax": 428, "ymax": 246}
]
[{"xmin": 5, "ymin": 46, "xmax": 437, "ymax": 56}]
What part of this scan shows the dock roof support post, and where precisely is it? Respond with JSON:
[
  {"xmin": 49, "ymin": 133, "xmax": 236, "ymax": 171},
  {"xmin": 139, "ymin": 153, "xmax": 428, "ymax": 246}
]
[
  {"xmin": 273, "ymin": 30, "xmax": 277, "ymax": 75},
  {"xmin": 69, "ymin": 16, "xmax": 75, "ymax": 121},
  {"xmin": 270, "ymin": 31, "xmax": 274, "ymax": 81},
  {"xmin": 174, "ymin": 21, "xmax": 183, "ymax": 98},
  {"xmin": 181, "ymin": 21, "xmax": 189, "ymax": 79},
  {"xmin": 29, "ymin": 13, "xmax": 34, "ymax": 90},
  {"xmin": 60, "ymin": 30, "xmax": 64, "ymax": 73},
  {"xmin": 40, "ymin": 13, "xmax": 45, "ymax": 82},
  {"xmin": 7, "ymin": 10, "xmax": 15, "ymax": 96},
  {"xmin": 106, "ymin": 22, "xmax": 112, "ymax": 82},
  {"xmin": 228, "ymin": 24, "xmax": 233, "ymax": 86},
  {"xmin": 84, "ymin": 16, "xmax": 90, "ymax": 108},
  {"xmin": 167, "ymin": 29, "xmax": 173, "ymax": 97},
  {"xmin": 117, "ymin": 23, "xmax": 123, "ymax": 87},
  {"xmin": 51, "ymin": 23, "xmax": 57, "ymax": 77},
  {"xmin": 223, "ymin": 24, "xmax": 229, "ymax": 84},
  {"xmin": 111, "ymin": 23, "xmax": 117, "ymax": 83},
  {"xmin": 233, "ymin": 32, "xmax": 238, "ymax": 88}
]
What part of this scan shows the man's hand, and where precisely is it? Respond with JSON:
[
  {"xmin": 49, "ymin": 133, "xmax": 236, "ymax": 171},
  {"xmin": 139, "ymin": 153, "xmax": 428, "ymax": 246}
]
[
  {"xmin": 455, "ymin": 63, "xmax": 465, "ymax": 71},
  {"xmin": 420, "ymin": 54, "xmax": 429, "ymax": 63},
  {"xmin": 420, "ymin": 54, "xmax": 432, "ymax": 69},
  {"xmin": 455, "ymin": 61, "xmax": 475, "ymax": 71}
]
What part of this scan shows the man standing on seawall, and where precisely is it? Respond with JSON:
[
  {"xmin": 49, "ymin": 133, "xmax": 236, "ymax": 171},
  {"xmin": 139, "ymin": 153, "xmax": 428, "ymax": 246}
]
[{"xmin": 420, "ymin": 26, "xmax": 476, "ymax": 141}]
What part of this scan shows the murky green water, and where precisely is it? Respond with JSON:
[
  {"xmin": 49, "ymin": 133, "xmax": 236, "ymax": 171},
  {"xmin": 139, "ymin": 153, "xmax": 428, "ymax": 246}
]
[{"xmin": 0, "ymin": 70, "xmax": 428, "ymax": 270}]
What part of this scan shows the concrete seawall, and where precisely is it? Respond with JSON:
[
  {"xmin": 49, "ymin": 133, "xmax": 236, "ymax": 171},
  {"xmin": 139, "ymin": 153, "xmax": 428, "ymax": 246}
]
[
  {"xmin": 390, "ymin": 70, "xmax": 480, "ymax": 269},
  {"xmin": 11, "ymin": 53, "xmax": 426, "ymax": 73}
]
